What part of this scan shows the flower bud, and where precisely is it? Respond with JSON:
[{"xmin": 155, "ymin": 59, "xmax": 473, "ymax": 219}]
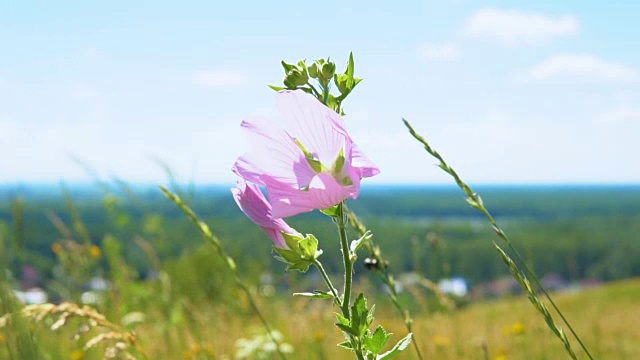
[
  {"xmin": 285, "ymin": 68, "xmax": 309, "ymax": 87},
  {"xmin": 321, "ymin": 61, "xmax": 336, "ymax": 80}
]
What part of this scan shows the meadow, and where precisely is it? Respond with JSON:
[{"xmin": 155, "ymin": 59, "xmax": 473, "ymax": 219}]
[{"xmin": 0, "ymin": 183, "xmax": 639, "ymax": 359}]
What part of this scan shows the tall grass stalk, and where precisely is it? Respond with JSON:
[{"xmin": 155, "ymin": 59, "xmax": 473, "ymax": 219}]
[
  {"xmin": 403, "ymin": 118, "xmax": 593, "ymax": 359},
  {"xmin": 159, "ymin": 186, "xmax": 288, "ymax": 360}
]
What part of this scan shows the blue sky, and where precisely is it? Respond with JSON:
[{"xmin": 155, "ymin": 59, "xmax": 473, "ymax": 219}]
[{"xmin": 1, "ymin": 1, "xmax": 639, "ymax": 185}]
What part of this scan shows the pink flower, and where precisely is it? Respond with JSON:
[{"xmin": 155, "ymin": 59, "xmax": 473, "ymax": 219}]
[
  {"xmin": 233, "ymin": 90, "xmax": 379, "ymax": 218},
  {"xmin": 231, "ymin": 181, "xmax": 300, "ymax": 249}
]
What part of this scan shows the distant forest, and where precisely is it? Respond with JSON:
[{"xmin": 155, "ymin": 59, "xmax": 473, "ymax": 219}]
[{"xmin": 1, "ymin": 184, "xmax": 639, "ymax": 288}]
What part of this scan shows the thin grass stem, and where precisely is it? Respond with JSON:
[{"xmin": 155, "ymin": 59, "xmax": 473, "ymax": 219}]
[
  {"xmin": 403, "ymin": 118, "xmax": 593, "ymax": 360},
  {"xmin": 160, "ymin": 186, "xmax": 287, "ymax": 360}
]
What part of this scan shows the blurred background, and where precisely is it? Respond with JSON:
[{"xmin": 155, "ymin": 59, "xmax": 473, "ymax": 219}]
[{"xmin": 1, "ymin": 1, "xmax": 639, "ymax": 359}]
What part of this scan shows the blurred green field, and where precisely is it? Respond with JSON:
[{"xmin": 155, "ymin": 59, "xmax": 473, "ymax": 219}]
[
  {"xmin": 0, "ymin": 184, "xmax": 639, "ymax": 359},
  {"xmin": 2, "ymin": 275, "xmax": 639, "ymax": 359}
]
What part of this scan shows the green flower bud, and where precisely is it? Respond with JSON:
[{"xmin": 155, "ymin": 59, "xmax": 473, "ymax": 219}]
[
  {"xmin": 285, "ymin": 68, "xmax": 309, "ymax": 87},
  {"xmin": 308, "ymin": 62, "xmax": 319, "ymax": 79},
  {"xmin": 321, "ymin": 61, "xmax": 336, "ymax": 80}
]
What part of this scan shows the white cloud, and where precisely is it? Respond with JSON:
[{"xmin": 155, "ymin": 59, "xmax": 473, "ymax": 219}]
[
  {"xmin": 417, "ymin": 43, "xmax": 461, "ymax": 61},
  {"xmin": 463, "ymin": 8, "xmax": 578, "ymax": 46},
  {"xmin": 523, "ymin": 54, "xmax": 638, "ymax": 82},
  {"xmin": 192, "ymin": 70, "xmax": 248, "ymax": 87},
  {"xmin": 596, "ymin": 108, "xmax": 640, "ymax": 125}
]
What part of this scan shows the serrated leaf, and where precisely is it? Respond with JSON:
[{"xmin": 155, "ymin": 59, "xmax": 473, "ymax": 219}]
[
  {"xmin": 335, "ymin": 323, "xmax": 359, "ymax": 337},
  {"xmin": 337, "ymin": 341, "xmax": 353, "ymax": 350},
  {"xmin": 364, "ymin": 326, "xmax": 392, "ymax": 355},
  {"xmin": 335, "ymin": 313, "xmax": 349, "ymax": 326},
  {"xmin": 377, "ymin": 333, "xmax": 412, "ymax": 360},
  {"xmin": 351, "ymin": 293, "xmax": 370, "ymax": 336},
  {"xmin": 353, "ymin": 293, "xmax": 368, "ymax": 318},
  {"xmin": 367, "ymin": 304, "xmax": 376, "ymax": 327},
  {"xmin": 293, "ymin": 290, "xmax": 334, "ymax": 299}
]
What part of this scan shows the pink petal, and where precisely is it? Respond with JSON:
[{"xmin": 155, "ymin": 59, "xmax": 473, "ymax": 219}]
[
  {"xmin": 330, "ymin": 116, "xmax": 380, "ymax": 179},
  {"xmin": 351, "ymin": 143, "xmax": 380, "ymax": 178},
  {"xmin": 265, "ymin": 171, "xmax": 361, "ymax": 219},
  {"xmin": 276, "ymin": 90, "xmax": 344, "ymax": 166},
  {"xmin": 231, "ymin": 181, "xmax": 297, "ymax": 248},
  {"xmin": 232, "ymin": 117, "xmax": 316, "ymax": 189}
]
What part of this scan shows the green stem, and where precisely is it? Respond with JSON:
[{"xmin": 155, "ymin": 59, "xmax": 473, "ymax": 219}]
[
  {"xmin": 336, "ymin": 202, "xmax": 352, "ymax": 316},
  {"xmin": 308, "ymin": 83, "xmax": 322, "ymax": 99},
  {"xmin": 383, "ymin": 276, "xmax": 423, "ymax": 360},
  {"xmin": 336, "ymin": 202, "xmax": 366, "ymax": 360},
  {"xmin": 161, "ymin": 187, "xmax": 287, "ymax": 360},
  {"xmin": 346, "ymin": 206, "xmax": 424, "ymax": 360},
  {"xmin": 312, "ymin": 259, "xmax": 343, "ymax": 310},
  {"xmin": 403, "ymin": 119, "xmax": 593, "ymax": 360}
]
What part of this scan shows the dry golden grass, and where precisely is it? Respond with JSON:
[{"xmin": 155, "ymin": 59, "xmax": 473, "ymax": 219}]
[
  {"xmin": 2, "ymin": 278, "xmax": 638, "ymax": 359},
  {"xmin": 125, "ymin": 277, "xmax": 639, "ymax": 359}
]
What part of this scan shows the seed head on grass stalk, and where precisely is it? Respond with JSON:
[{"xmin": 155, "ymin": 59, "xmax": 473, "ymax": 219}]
[
  {"xmin": 403, "ymin": 118, "xmax": 593, "ymax": 360},
  {"xmin": 0, "ymin": 302, "xmax": 145, "ymax": 359}
]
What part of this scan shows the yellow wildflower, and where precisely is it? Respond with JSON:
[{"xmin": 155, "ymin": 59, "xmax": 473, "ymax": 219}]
[
  {"xmin": 503, "ymin": 322, "xmax": 526, "ymax": 336},
  {"xmin": 51, "ymin": 242, "xmax": 63, "ymax": 255},
  {"xmin": 433, "ymin": 335, "xmax": 452, "ymax": 347},
  {"xmin": 89, "ymin": 245, "xmax": 102, "ymax": 259}
]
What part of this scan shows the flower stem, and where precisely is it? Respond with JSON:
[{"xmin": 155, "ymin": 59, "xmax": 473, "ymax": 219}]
[
  {"xmin": 336, "ymin": 202, "xmax": 366, "ymax": 360},
  {"xmin": 312, "ymin": 259, "xmax": 342, "ymax": 310},
  {"xmin": 336, "ymin": 202, "xmax": 352, "ymax": 316}
]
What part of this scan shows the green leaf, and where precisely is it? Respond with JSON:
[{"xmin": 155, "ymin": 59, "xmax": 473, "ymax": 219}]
[
  {"xmin": 285, "ymin": 260, "xmax": 312, "ymax": 273},
  {"xmin": 346, "ymin": 52, "xmax": 355, "ymax": 78},
  {"xmin": 335, "ymin": 312, "xmax": 349, "ymax": 326},
  {"xmin": 350, "ymin": 230, "xmax": 372, "ymax": 254},
  {"xmin": 353, "ymin": 293, "xmax": 368, "ymax": 318},
  {"xmin": 294, "ymin": 138, "xmax": 323, "ymax": 173},
  {"xmin": 281, "ymin": 60, "xmax": 296, "ymax": 73},
  {"xmin": 364, "ymin": 326, "xmax": 392, "ymax": 355},
  {"xmin": 337, "ymin": 341, "xmax": 353, "ymax": 350},
  {"xmin": 377, "ymin": 333, "xmax": 412, "ymax": 360},
  {"xmin": 336, "ymin": 323, "xmax": 359, "ymax": 337},
  {"xmin": 333, "ymin": 148, "xmax": 346, "ymax": 174},
  {"xmin": 367, "ymin": 304, "xmax": 376, "ymax": 327},
  {"xmin": 326, "ymin": 93, "xmax": 340, "ymax": 112},
  {"xmin": 273, "ymin": 247, "xmax": 299, "ymax": 264},
  {"xmin": 298, "ymin": 234, "xmax": 319, "ymax": 259},
  {"xmin": 320, "ymin": 204, "xmax": 340, "ymax": 217},
  {"xmin": 268, "ymin": 85, "xmax": 285, "ymax": 91},
  {"xmin": 334, "ymin": 73, "xmax": 349, "ymax": 94},
  {"xmin": 351, "ymin": 293, "xmax": 370, "ymax": 336},
  {"xmin": 281, "ymin": 233, "xmax": 303, "ymax": 251},
  {"xmin": 293, "ymin": 290, "xmax": 334, "ymax": 299}
]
